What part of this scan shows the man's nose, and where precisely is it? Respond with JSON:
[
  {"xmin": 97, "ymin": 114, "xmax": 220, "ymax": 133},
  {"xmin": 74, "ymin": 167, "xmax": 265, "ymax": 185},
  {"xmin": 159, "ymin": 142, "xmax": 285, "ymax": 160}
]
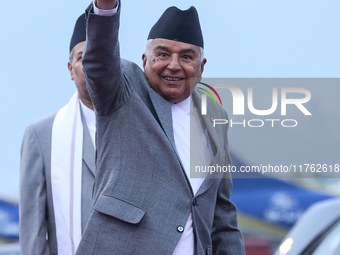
[{"xmin": 167, "ymin": 56, "xmax": 181, "ymax": 72}]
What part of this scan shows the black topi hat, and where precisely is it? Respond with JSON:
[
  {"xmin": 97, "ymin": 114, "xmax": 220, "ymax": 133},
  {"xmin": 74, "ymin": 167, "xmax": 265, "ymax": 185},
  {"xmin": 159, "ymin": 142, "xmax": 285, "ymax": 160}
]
[
  {"xmin": 69, "ymin": 13, "xmax": 86, "ymax": 52},
  {"xmin": 147, "ymin": 6, "xmax": 204, "ymax": 48}
]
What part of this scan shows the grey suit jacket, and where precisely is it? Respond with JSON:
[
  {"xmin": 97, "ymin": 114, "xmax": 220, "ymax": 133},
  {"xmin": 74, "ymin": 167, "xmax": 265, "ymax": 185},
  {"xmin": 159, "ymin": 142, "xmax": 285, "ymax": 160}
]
[
  {"xmin": 76, "ymin": 4, "xmax": 245, "ymax": 255},
  {"xmin": 19, "ymin": 106, "xmax": 95, "ymax": 255}
]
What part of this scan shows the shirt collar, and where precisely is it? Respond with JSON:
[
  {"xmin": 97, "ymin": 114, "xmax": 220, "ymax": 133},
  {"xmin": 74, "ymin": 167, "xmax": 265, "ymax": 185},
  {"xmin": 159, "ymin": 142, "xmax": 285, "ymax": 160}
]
[{"xmin": 172, "ymin": 96, "xmax": 191, "ymax": 116}]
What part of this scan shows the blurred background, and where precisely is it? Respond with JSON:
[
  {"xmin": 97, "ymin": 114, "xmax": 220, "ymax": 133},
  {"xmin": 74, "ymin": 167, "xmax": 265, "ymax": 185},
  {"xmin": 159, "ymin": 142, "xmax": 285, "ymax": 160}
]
[{"xmin": 0, "ymin": 0, "xmax": 339, "ymax": 254}]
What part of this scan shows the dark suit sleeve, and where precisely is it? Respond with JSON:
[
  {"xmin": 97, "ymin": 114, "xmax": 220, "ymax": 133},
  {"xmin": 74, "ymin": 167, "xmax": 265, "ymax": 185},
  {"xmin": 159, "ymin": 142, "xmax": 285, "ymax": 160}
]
[
  {"xmin": 19, "ymin": 126, "xmax": 48, "ymax": 255},
  {"xmin": 83, "ymin": 4, "xmax": 132, "ymax": 116},
  {"xmin": 211, "ymin": 113, "xmax": 245, "ymax": 255}
]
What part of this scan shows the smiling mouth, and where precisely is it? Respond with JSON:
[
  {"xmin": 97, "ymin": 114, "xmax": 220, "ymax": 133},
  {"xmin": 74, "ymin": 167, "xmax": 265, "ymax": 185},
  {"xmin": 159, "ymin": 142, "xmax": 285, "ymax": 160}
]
[{"xmin": 163, "ymin": 77, "xmax": 184, "ymax": 81}]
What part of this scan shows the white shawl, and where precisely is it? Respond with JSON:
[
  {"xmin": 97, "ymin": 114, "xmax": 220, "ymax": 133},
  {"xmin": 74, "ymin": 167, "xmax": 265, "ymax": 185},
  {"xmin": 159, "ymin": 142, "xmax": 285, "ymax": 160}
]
[{"xmin": 51, "ymin": 92, "xmax": 83, "ymax": 255}]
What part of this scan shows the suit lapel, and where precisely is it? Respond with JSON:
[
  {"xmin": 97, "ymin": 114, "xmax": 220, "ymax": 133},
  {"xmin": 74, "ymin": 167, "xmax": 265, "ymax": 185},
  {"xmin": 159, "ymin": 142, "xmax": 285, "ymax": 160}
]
[
  {"xmin": 148, "ymin": 87, "xmax": 176, "ymax": 148},
  {"xmin": 80, "ymin": 106, "xmax": 95, "ymax": 176},
  {"xmin": 192, "ymin": 90, "xmax": 220, "ymax": 160},
  {"xmin": 192, "ymin": 90, "xmax": 224, "ymax": 197}
]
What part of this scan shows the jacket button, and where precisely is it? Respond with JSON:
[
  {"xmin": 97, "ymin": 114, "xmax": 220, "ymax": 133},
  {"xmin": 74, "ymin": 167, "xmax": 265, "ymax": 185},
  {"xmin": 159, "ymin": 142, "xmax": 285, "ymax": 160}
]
[
  {"xmin": 177, "ymin": 226, "xmax": 184, "ymax": 233},
  {"xmin": 192, "ymin": 198, "xmax": 198, "ymax": 206}
]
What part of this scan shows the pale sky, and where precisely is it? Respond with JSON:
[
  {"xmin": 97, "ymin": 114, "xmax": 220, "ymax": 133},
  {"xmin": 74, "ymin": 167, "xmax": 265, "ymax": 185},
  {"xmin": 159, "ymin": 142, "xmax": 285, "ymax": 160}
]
[{"xmin": 0, "ymin": 0, "xmax": 339, "ymax": 201}]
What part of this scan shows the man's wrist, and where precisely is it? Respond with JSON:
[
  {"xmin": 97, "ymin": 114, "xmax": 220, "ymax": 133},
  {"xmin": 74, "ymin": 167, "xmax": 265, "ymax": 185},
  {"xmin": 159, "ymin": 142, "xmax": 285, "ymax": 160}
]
[{"xmin": 93, "ymin": 0, "xmax": 119, "ymax": 15}]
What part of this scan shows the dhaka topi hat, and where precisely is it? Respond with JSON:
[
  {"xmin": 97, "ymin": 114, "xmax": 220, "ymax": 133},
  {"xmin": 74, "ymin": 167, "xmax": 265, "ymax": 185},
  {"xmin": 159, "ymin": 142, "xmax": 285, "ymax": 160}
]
[
  {"xmin": 70, "ymin": 13, "xmax": 86, "ymax": 52},
  {"xmin": 147, "ymin": 6, "xmax": 204, "ymax": 48}
]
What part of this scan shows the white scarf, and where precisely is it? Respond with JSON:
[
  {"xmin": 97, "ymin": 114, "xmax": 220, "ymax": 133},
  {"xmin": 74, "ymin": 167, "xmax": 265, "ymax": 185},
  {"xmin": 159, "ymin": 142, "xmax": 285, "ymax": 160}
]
[{"xmin": 51, "ymin": 92, "xmax": 83, "ymax": 255}]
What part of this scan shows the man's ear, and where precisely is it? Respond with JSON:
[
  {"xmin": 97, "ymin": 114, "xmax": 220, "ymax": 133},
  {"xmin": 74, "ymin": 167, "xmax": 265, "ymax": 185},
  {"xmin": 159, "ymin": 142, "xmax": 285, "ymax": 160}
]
[
  {"xmin": 200, "ymin": 58, "xmax": 207, "ymax": 75},
  {"xmin": 142, "ymin": 53, "xmax": 147, "ymax": 70},
  {"xmin": 68, "ymin": 62, "xmax": 74, "ymax": 81}
]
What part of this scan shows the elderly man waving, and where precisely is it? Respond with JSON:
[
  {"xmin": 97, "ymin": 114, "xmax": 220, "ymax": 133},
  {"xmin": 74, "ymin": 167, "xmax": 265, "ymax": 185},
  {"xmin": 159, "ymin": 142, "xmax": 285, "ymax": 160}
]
[{"xmin": 76, "ymin": 1, "xmax": 245, "ymax": 254}]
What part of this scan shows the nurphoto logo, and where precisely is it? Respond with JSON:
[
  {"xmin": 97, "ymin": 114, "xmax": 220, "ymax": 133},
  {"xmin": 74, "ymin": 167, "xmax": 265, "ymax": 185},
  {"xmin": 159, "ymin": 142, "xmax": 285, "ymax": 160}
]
[{"xmin": 198, "ymin": 82, "xmax": 312, "ymax": 128}]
